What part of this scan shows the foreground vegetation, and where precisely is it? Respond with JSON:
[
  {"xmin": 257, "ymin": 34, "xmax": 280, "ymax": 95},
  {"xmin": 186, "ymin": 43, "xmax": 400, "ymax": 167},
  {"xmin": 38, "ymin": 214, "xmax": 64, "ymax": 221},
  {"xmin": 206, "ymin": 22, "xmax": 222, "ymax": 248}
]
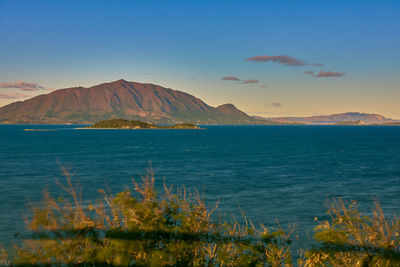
[
  {"xmin": 1, "ymin": 171, "xmax": 399, "ymax": 266},
  {"xmin": 89, "ymin": 119, "xmax": 201, "ymax": 129}
]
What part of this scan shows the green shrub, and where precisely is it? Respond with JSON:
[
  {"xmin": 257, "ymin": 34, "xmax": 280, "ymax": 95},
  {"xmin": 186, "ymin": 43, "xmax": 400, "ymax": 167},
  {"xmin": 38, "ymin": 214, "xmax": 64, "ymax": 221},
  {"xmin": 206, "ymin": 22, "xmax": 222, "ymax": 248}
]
[
  {"xmin": 2, "ymin": 170, "xmax": 399, "ymax": 266},
  {"xmin": 9, "ymin": 170, "xmax": 293, "ymax": 266},
  {"xmin": 302, "ymin": 199, "xmax": 400, "ymax": 266}
]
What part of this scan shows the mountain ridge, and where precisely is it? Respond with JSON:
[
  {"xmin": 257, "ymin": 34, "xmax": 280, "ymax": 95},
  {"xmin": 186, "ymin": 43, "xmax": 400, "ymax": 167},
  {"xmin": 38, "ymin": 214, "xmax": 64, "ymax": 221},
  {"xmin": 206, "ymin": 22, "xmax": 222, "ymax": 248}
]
[
  {"xmin": 265, "ymin": 112, "xmax": 398, "ymax": 124},
  {"xmin": 0, "ymin": 79, "xmax": 268, "ymax": 124},
  {"xmin": 0, "ymin": 79, "xmax": 397, "ymax": 125}
]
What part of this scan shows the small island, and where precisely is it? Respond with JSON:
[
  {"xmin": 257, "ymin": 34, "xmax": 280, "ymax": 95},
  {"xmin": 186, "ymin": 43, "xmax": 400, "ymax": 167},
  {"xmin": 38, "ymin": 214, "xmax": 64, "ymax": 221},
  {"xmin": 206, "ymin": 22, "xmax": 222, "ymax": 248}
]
[{"xmin": 86, "ymin": 119, "xmax": 203, "ymax": 129}]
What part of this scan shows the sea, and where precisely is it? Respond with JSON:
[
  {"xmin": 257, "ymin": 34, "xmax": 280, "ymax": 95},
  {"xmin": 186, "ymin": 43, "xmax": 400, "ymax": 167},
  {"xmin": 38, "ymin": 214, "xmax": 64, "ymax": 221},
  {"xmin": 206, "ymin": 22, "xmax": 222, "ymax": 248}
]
[{"xmin": 0, "ymin": 125, "xmax": 399, "ymax": 247}]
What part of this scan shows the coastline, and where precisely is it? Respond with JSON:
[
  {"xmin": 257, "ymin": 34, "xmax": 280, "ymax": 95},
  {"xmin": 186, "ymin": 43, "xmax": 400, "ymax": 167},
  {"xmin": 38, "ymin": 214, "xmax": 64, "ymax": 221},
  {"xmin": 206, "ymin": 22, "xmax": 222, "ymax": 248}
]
[{"xmin": 75, "ymin": 127, "xmax": 205, "ymax": 130}]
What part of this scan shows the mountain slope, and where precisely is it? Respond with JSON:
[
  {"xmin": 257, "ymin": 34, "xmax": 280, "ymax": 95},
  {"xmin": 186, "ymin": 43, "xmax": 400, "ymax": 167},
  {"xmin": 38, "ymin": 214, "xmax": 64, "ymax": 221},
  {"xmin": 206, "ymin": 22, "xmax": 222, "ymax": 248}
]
[
  {"xmin": 267, "ymin": 112, "xmax": 397, "ymax": 125},
  {"xmin": 0, "ymin": 79, "xmax": 266, "ymax": 124}
]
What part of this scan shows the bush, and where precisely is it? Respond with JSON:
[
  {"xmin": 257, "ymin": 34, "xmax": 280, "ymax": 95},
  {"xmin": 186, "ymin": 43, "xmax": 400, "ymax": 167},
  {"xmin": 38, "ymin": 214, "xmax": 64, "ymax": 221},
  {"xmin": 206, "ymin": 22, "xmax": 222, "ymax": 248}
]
[
  {"xmin": 302, "ymin": 199, "xmax": 400, "ymax": 266},
  {"xmin": 2, "ymin": 170, "xmax": 399, "ymax": 266}
]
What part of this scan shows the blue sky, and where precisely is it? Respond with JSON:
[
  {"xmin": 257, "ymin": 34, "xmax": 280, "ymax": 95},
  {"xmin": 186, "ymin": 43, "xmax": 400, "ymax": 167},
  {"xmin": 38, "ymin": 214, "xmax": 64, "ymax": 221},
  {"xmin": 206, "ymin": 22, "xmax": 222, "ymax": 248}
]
[{"xmin": 1, "ymin": 0, "xmax": 399, "ymax": 118}]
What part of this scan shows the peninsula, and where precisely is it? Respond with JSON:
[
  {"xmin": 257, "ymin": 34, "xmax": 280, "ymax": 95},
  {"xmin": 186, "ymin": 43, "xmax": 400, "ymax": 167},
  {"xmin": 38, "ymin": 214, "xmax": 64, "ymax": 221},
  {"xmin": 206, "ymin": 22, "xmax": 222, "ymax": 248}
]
[{"xmin": 87, "ymin": 119, "xmax": 202, "ymax": 129}]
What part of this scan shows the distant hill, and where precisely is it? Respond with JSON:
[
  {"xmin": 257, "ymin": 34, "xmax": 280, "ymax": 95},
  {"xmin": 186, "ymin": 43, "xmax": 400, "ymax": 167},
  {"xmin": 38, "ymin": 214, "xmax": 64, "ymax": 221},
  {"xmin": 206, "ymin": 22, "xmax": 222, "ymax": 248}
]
[
  {"xmin": 266, "ymin": 112, "xmax": 398, "ymax": 125},
  {"xmin": 0, "ymin": 79, "xmax": 272, "ymax": 125},
  {"xmin": 216, "ymin": 103, "xmax": 251, "ymax": 119}
]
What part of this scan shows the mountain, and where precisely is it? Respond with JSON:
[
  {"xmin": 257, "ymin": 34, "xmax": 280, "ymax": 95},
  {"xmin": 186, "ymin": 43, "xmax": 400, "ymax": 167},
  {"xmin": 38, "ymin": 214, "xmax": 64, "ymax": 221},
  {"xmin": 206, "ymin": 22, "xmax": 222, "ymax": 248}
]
[
  {"xmin": 2, "ymin": 79, "xmax": 396, "ymax": 125},
  {"xmin": 0, "ymin": 79, "xmax": 269, "ymax": 124},
  {"xmin": 266, "ymin": 112, "xmax": 398, "ymax": 125},
  {"xmin": 216, "ymin": 104, "xmax": 251, "ymax": 118}
]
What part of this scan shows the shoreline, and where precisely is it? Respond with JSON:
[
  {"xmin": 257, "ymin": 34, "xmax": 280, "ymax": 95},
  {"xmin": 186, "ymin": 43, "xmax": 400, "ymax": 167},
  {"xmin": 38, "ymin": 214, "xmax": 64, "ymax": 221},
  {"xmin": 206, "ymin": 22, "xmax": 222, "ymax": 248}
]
[{"xmin": 75, "ymin": 127, "xmax": 205, "ymax": 130}]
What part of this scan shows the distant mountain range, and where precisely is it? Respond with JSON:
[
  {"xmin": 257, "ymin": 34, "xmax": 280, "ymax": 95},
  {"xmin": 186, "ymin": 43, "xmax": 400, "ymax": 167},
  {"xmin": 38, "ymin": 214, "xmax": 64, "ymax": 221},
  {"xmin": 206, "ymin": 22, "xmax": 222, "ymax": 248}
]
[
  {"xmin": 0, "ymin": 79, "xmax": 398, "ymax": 125},
  {"xmin": 0, "ymin": 79, "xmax": 268, "ymax": 124},
  {"xmin": 263, "ymin": 112, "xmax": 398, "ymax": 125}
]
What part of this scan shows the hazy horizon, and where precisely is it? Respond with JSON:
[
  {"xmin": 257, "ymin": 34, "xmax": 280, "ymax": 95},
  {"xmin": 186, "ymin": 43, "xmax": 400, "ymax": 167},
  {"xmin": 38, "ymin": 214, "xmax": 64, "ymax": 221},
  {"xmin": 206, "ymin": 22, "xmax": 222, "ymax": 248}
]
[{"xmin": 0, "ymin": 0, "xmax": 399, "ymax": 119}]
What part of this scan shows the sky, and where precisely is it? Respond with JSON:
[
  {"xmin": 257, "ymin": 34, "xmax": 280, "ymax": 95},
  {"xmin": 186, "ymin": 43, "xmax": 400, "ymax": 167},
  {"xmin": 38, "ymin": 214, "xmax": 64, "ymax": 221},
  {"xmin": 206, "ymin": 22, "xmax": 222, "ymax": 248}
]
[{"xmin": 0, "ymin": 0, "xmax": 399, "ymax": 118}]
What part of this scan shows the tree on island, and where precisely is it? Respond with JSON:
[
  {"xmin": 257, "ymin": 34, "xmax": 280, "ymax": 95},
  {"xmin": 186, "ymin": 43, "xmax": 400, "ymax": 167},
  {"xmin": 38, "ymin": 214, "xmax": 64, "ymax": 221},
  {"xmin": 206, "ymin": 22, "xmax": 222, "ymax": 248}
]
[{"xmin": 90, "ymin": 118, "xmax": 201, "ymax": 129}]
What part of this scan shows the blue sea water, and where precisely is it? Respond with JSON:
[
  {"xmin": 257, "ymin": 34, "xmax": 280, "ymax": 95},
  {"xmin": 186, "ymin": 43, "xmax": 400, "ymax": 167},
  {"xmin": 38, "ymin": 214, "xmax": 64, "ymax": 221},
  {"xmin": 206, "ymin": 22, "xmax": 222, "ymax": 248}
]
[{"xmin": 0, "ymin": 125, "xmax": 399, "ymax": 246}]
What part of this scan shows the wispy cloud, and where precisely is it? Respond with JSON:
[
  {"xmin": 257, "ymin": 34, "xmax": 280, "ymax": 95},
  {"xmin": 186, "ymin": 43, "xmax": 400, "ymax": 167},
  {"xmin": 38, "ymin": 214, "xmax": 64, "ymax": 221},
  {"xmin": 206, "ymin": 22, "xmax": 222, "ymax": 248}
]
[
  {"xmin": 315, "ymin": 71, "xmax": 346, "ymax": 77},
  {"xmin": 0, "ymin": 81, "xmax": 46, "ymax": 91},
  {"xmin": 241, "ymin": 79, "xmax": 258, "ymax": 84},
  {"xmin": 222, "ymin": 76, "xmax": 240, "ymax": 81},
  {"xmin": 271, "ymin": 102, "xmax": 282, "ymax": 108},
  {"xmin": 222, "ymin": 76, "xmax": 259, "ymax": 85},
  {"xmin": 0, "ymin": 92, "xmax": 30, "ymax": 99},
  {"xmin": 265, "ymin": 102, "xmax": 283, "ymax": 108},
  {"xmin": 304, "ymin": 70, "xmax": 346, "ymax": 78},
  {"xmin": 246, "ymin": 54, "xmax": 322, "ymax": 67}
]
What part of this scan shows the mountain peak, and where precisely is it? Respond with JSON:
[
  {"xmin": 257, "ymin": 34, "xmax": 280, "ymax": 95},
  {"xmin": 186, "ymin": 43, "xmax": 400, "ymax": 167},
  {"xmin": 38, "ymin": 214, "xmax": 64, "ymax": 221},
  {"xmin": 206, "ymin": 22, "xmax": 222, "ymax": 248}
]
[
  {"xmin": 110, "ymin": 79, "xmax": 129, "ymax": 84},
  {"xmin": 342, "ymin": 112, "xmax": 367, "ymax": 116},
  {"xmin": 217, "ymin": 103, "xmax": 237, "ymax": 109},
  {"xmin": 216, "ymin": 103, "xmax": 250, "ymax": 119}
]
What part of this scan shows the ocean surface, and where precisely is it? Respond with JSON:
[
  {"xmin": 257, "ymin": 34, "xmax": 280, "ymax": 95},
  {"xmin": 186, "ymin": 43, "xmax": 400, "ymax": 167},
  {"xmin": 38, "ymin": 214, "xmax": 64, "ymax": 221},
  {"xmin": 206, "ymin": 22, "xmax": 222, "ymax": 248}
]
[{"xmin": 0, "ymin": 125, "xmax": 399, "ymax": 246}]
